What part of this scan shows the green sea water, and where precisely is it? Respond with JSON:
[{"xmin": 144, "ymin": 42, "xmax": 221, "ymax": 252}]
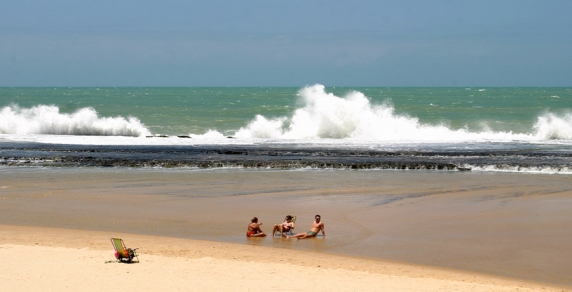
[{"xmin": 1, "ymin": 86, "xmax": 570, "ymax": 136}]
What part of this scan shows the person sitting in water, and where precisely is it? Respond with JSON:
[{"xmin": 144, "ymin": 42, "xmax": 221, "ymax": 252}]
[
  {"xmin": 271, "ymin": 215, "xmax": 295, "ymax": 237},
  {"xmin": 289, "ymin": 215, "xmax": 325, "ymax": 239},
  {"xmin": 246, "ymin": 217, "xmax": 267, "ymax": 237}
]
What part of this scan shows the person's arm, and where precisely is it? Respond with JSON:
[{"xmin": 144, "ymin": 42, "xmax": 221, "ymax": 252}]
[{"xmin": 320, "ymin": 223, "xmax": 325, "ymax": 236}]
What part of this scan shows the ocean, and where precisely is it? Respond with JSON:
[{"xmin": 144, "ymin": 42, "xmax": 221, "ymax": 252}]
[{"xmin": 1, "ymin": 85, "xmax": 571, "ymax": 173}]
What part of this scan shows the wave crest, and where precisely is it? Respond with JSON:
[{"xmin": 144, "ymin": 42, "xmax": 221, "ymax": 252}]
[
  {"xmin": 233, "ymin": 85, "xmax": 491, "ymax": 141},
  {"xmin": 0, "ymin": 105, "xmax": 151, "ymax": 137},
  {"xmin": 232, "ymin": 84, "xmax": 572, "ymax": 142},
  {"xmin": 533, "ymin": 112, "xmax": 572, "ymax": 140}
]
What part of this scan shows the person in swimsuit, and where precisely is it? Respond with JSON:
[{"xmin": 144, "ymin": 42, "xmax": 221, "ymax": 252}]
[
  {"xmin": 271, "ymin": 215, "xmax": 295, "ymax": 237},
  {"xmin": 246, "ymin": 217, "xmax": 267, "ymax": 237},
  {"xmin": 289, "ymin": 215, "xmax": 325, "ymax": 239}
]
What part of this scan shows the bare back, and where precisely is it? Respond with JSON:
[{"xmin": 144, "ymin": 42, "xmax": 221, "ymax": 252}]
[{"xmin": 248, "ymin": 222, "xmax": 260, "ymax": 232}]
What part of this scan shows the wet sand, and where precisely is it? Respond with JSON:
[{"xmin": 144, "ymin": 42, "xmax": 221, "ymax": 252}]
[
  {"xmin": 1, "ymin": 167, "xmax": 571, "ymax": 289},
  {"xmin": 1, "ymin": 225, "xmax": 564, "ymax": 292}
]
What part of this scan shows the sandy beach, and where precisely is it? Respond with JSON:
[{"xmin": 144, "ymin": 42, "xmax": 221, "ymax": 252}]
[
  {"xmin": 0, "ymin": 225, "xmax": 565, "ymax": 292},
  {"xmin": 1, "ymin": 168, "xmax": 571, "ymax": 291}
]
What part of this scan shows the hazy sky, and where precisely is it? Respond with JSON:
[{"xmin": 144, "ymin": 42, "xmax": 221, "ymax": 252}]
[{"xmin": 1, "ymin": 1, "xmax": 571, "ymax": 86}]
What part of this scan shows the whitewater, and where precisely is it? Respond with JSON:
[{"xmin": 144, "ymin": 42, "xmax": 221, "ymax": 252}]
[
  {"xmin": 1, "ymin": 85, "xmax": 571, "ymax": 173},
  {"xmin": 1, "ymin": 84, "xmax": 571, "ymax": 143}
]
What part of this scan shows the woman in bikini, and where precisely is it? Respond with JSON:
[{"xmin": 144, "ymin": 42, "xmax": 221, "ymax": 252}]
[{"xmin": 246, "ymin": 217, "xmax": 267, "ymax": 237}]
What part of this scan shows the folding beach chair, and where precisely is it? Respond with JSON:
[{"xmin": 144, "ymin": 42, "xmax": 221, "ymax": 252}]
[{"xmin": 110, "ymin": 238, "xmax": 139, "ymax": 263}]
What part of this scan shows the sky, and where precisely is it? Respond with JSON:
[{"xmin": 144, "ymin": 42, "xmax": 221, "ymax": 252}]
[{"xmin": 1, "ymin": 0, "xmax": 571, "ymax": 87}]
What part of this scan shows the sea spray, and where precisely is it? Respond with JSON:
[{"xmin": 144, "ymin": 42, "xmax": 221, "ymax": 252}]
[
  {"xmin": 231, "ymin": 84, "xmax": 570, "ymax": 142},
  {"xmin": 1, "ymin": 86, "xmax": 571, "ymax": 144},
  {"xmin": 1, "ymin": 86, "xmax": 571, "ymax": 174},
  {"xmin": 0, "ymin": 104, "xmax": 151, "ymax": 137},
  {"xmin": 533, "ymin": 112, "xmax": 572, "ymax": 140}
]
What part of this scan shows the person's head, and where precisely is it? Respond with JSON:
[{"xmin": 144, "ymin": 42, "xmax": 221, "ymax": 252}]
[
  {"xmin": 315, "ymin": 215, "xmax": 321, "ymax": 222},
  {"xmin": 251, "ymin": 217, "xmax": 258, "ymax": 223},
  {"xmin": 285, "ymin": 215, "xmax": 292, "ymax": 221}
]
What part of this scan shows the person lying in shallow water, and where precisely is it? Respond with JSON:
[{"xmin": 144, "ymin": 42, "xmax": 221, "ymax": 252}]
[
  {"xmin": 271, "ymin": 215, "xmax": 295, "ymax": 237},
  {"xmin": 289, "ymin": 215, "xmax": 325, "ymax": 239},
  {"xmin": 246, "ymin": 217, "xmax": 266, "ymax": 237}
]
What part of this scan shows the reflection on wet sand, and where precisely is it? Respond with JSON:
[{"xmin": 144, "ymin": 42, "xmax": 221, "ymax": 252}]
[{"xmin": 1, "ymin": 168, "xmax": 571, "ymax": 287}]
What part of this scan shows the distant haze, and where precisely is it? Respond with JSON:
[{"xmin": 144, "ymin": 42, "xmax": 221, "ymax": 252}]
[{"xmin": 1, "ymin": 1, "xmax": 571, "ymax": 87}]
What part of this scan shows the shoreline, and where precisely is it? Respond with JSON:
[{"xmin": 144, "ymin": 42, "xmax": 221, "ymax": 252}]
[
  {"xmin": 1, "ymin": 224, "xmax": 567, "ymax": 291},
  {"xmin": 1, "ymin": 167, "xmax": 571, "ymax": 288}
]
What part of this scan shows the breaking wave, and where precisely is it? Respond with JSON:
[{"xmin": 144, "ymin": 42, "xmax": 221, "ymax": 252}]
[
  {"xmin": 231, "ymin": 84, "xmax": 572, "ymax": 142},
  {"xmin": 0, "ymin": 104, "xmax": 151, "ymax": 137},
  {"xmin": 2, "ymin": 85, "xmax": 571, "ymax": 143},
  {"xmin": 533, "ymin": 113, "xmax": 572, "ymax": 140}
]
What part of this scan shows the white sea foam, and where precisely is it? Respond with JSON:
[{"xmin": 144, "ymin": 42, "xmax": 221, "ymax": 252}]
[
  {"xmin": 0, "ymin": 104, "xmax": 151, "ymax": 137},
  {"xmin": 2, "ymin": 85, "xmax": 571, "ymax": 145},
  {"xmin": 533, "ymin": 112, "xmax": 572, "ymax": 140},
  {"xmin": 465, "ymin": 164, "xmax": 572, "ymax": 175},
  {"xmin": 189, "ymin": 130, "xmax": 227, "ymax": 140},
  {"xmin": 231, "ymin": 84, "xmax": 572, "ymax": 142}
]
